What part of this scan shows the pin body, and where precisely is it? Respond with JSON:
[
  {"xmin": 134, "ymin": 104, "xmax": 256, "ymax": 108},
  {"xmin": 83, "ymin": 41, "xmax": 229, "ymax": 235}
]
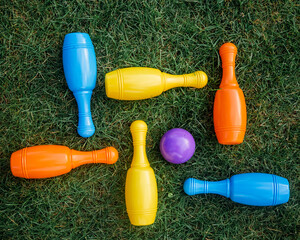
[
  {"xmin": 63, "ymin": 32, "xmax": 97, "ymax": 137},
  {"xmin": 183, "ymin": 173, "xmax": 290, "ymax": 206},
  {"xmin": 125, "ymin": 120, "xmax": 158, "ymax": 225},
  {"xmin": 213, "ymin": 43, "xmax": 247, "ymax": 144},
  {"xmin": 10, "ymin": 145, "xmax": 118, "ymax": 179},
  {"xmin": 105, "ymin": 67, "xmax": 207, "ymax": 100}
]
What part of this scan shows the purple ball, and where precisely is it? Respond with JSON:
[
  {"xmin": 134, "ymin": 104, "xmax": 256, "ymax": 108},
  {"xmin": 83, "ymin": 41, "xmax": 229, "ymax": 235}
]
[{"xmin": 160, "ymin": 128, "xmax": 195, "ymax": 164}]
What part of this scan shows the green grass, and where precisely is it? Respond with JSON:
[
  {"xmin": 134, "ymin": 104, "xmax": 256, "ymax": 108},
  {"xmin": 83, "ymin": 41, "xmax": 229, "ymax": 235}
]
[{"xmin": 0, "ymin": 0, "xmax": 299, "ymax": 239}]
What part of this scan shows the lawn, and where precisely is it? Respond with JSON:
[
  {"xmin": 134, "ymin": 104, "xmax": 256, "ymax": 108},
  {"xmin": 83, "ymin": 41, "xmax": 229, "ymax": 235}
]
[{"xmin": 0, "ymin": 1, "xmax": 299, "ymax": 239}]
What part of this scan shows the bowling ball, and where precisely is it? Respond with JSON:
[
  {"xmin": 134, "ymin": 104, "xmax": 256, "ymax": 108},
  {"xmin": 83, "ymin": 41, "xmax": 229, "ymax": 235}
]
[{"xmin": 160, "ymin": 128, "xmax": 195, "ymax": 164}]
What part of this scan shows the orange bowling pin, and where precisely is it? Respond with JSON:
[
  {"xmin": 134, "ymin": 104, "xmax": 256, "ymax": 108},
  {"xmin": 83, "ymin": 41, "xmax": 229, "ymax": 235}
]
[
  {"xmin": 213, "ymin": 43, "xmax": 247, "ymax": 145},
  {"xmin": 11, "ymin": 145, "xmax": 118, "ymax": 179}
]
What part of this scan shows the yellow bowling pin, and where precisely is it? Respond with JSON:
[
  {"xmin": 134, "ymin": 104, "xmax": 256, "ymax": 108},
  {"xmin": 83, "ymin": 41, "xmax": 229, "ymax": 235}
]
[
  {"xmin": 105, "ymin": 67, "xmax": 208, "ymax": 100},
  {"xmin": 125, "ymin": 120, "xmax": 158, "ymax": 226}
]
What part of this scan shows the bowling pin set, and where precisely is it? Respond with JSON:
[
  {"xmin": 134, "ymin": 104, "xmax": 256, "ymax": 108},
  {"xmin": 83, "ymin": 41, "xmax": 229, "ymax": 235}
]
[{"xmin": 10, "ymin": 33, "xmax": 290, "ymax": 226}]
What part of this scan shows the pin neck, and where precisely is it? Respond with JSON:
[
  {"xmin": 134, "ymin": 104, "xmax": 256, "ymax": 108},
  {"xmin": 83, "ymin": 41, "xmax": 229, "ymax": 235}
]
[
  {"xmin": 204, "ymin": 179, "xmax": 230, "ymax": 198},
  {"xmin": 220, "ymin": 64, "xmax": 239, "ymax": 88},
  {"xmin": 70, "ymin": 149, "xmax": 93, "ymax": 168},
  {"xmin": 162, "ymin": 72, "xmax": 183, "ymax": 91},
  {"xmin": 219, "ymin": 46, "xmax": 239, "ymax": 88},
  {"xmin": 132, "ymin": 147, "xmax": 149, "ymax": 167},
  {"xmin": 162, "ymin": 72, "xmax": 199, "ymax": 91},
  {"xmin": 131, "ymin": 129, "xmax": 150, "ymax": 168}
]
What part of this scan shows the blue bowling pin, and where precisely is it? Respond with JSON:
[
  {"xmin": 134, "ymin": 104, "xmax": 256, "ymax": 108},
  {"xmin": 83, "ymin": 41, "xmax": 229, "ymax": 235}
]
[
  {"xmin": 63, "ymin": 33, "xmax": 97, "ymax": 137},
  {"xmin": 183, "ymin": 173, "xmax": 290, "ymax": 206}
]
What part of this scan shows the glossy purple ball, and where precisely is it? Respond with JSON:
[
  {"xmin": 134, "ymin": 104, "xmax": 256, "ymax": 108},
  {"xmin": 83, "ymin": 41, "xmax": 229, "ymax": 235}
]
[{"xmin": 160, "ymin": 128, "xmax": 195, "ymax": 164}]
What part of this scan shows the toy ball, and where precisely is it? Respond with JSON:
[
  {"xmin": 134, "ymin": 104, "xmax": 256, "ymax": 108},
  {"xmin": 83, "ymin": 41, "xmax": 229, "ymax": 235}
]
[{"xmin": 160, "ymin": 128, "xmax": 195, "ymax": 164}]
